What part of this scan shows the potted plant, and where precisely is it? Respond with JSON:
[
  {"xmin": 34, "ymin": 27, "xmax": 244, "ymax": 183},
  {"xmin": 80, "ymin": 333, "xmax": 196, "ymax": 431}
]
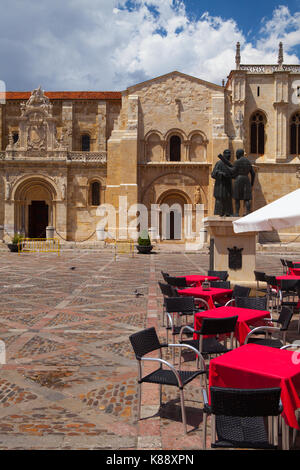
[
  {"xmin": 7, "ymin": 233, "xmax": 24, "ymax": 252},
  {"xmin": 136, "ymin": 230, "xmax": 153, "ymax": 254}
]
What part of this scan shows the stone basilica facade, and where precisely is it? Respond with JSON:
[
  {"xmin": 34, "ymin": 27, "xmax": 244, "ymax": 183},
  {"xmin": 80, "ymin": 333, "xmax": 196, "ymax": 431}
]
[{"xmin": 0, "ymin": 43, "xmax": 300, "ymax": 243}]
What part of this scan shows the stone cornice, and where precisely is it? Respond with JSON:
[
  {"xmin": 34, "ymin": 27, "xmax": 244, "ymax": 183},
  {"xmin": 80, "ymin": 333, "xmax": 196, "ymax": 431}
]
[{"xmin": 139, "ymin": 161, "xmax": 212, "ymax": 167}]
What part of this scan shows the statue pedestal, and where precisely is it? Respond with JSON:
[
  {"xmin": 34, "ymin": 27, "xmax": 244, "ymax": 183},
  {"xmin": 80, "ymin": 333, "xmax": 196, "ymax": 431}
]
[{"xmin": 203, "ymin": 216, "xmax": 257, "ymax": 288}]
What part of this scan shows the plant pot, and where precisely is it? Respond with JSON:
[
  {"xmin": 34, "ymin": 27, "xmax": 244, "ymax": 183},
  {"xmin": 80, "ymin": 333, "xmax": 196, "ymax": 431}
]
[
  {"xmin": 136, "ymin": 244, "xmax": 153, "ymax": 254},
  {"xmin": 7, "ymin": 243, "xmax": 19, "ymax": 252}
]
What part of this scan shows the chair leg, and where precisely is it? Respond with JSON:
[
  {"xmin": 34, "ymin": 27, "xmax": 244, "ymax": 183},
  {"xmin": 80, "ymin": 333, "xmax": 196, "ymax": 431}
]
[
  {"xmin": 282, "ymin": 419, "xmax": 290, "ymax": 450},
  {"xmin": 211, "ymin": 415, "xmax": 216, "ymax": 445},
  {"xmin": 137, "ymin": 383, "xmax": 142, "ymax": 421},
  {"xmin": 159, "ymin": 384, "xmax": 163, "ymax": 407},
  {"xmin": 273, "ymin": 416, "xmax": 279, "ymax": 447},
  {"xmin": 179, "ymin": 389, "xmax": 187, "ymax": 434},
  {"xmin": 268, "ymin": 416, "xmax": 273, "ymax": 444},
  {"xmin": 203, "ymin": 412, "xmax": 207, "ymax": 449},
  {"xmin": 178, "ymin": 348, "xmax": 182, "ymax": 370}
]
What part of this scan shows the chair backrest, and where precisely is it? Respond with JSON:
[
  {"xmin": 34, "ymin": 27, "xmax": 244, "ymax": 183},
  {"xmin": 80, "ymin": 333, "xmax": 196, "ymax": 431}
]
[
  {"xmin": 235, "ymin": 296, "xmax": 268, "ymax": 310},
  {"xmin": 208, "ymin": 270, "xmax": 229, "ymax": 281},
  {"xmin": 165, "ymin": 276, "xmax": 188, "ymax": 288},
  {"xmin": 264, "ymin": 275, "xmax": 277, "ymax": 287},
  {"xmin": 286, "ymin": 260, "xmax": 294, "ymax": 268},
  {"xmin": 199, "ymin": 316, "xmax": 238, "ymax": 335},
  {"xmin": 165, "ymin": 296, "xmax": 196, "ymax": 314},
  {"xmin": 210, "ymin": 387, "xmax": 282, "ymax": 417},
  {"xmin": 254, "ymin": 271, "xmax": 266, "ymax": 283},
  {"xmin": 277, "ymin": 306, "xmax": 293, "ymax": 330},
  {"xmin": 129, "ymin": 327, "xmax": 161, "ymax": 359},
  {"xmin": 158, "ymin": 281, "xmax": 174, "ymax": 298},
  {"xmin": 161, "ymin": 271, "xmax": 170, "ymax": 282},
  {"xmin": 210, "ymin": 280, "xmax": 231, "ymax": 289},
  {"xmin": 233, "ymin": 285, "xmax": 251, "ymax": 298},
  {"xmin": 280, "ymin": 258, "xmax": 287, "ymax": 267},
  {"xmin": 278, "ymin": 279, "xmax": 299, "ymax": 292}
]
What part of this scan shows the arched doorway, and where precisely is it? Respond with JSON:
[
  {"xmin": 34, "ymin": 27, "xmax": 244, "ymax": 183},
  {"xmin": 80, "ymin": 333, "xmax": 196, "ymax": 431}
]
[
  {"xmin": 14, "ymin": 178, "xmax": 56, "ymax": 238},
  {"xmin": 159, "ymin": 193, "xmax": 187, "ymax": 241}
]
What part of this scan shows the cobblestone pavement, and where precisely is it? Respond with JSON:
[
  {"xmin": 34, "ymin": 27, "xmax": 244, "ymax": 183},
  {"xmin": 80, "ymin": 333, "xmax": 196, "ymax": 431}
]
[{"xmin": 0, "ymin": 249, "xmax": 299, "ymax": 450}]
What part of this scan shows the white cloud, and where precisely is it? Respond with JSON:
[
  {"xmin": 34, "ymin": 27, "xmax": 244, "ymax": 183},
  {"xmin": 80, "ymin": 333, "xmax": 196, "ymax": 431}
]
[{"xmin": 0, "ymin": 1, "xmax": 299, "ymax": 91}]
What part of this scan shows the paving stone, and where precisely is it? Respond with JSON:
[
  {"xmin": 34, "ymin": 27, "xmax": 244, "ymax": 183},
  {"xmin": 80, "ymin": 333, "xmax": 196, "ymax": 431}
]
[{"xmin": 0, "ymin": 250, "xmax": 298, "ymax": 450}]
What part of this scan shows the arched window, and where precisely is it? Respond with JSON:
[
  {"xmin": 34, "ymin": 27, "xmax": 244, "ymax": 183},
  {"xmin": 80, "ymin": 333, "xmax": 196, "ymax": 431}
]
[
  {"xmin": 169, "ymin": 135, "xmax": 181, "ymax": 161},
  {"xmin": 91, "ymin": 181, "xmax": 100, "ymax": 206},
  {"xmin": 81, "ymin": 134, "xmax": 90, "ymax": 152},
  {"xmin": 250, "ymin": 112, "xmax": 265, "ymax": 155},
  {"xmin": 290, "ymin": 113, "xmax": 300, "ymax": 155},
  {"xmin": 13, "ymin": 132, "xmax": 19, "ymax": 144}
]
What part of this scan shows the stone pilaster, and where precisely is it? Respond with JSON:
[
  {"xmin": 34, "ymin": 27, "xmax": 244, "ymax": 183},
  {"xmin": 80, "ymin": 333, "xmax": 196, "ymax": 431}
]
[
  {"xmin": 97, "ymin": 100, "xmax": 107, "ymax": 152},
  {"xmin": 62, "ymin": 101, "xmax": 73, "ymax": 150}
]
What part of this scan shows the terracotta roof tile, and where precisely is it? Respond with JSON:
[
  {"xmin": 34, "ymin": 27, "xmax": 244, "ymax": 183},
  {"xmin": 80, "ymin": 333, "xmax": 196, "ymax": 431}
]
[{"xmin": 5, "ymin": 91, "xmax": 121, "ymax": 100}]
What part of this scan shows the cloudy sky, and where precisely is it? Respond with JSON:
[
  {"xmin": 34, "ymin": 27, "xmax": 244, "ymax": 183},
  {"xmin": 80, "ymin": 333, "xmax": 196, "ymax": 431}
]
[{"xmin": 1, "ymin": 0, "xmax": 300, "ymax": 91}]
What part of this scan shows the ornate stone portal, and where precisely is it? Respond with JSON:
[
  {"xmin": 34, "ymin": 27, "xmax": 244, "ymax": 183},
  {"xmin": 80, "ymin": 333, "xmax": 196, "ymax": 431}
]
[{"xmin": 6, "ymin": 86, "xmax": 65, "ymax": 156}]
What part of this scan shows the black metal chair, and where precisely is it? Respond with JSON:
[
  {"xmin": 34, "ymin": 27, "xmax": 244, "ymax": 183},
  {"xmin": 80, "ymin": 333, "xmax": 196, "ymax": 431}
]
[
  {"xmin": 244, "ymin": 306, "xmax": 293, "ymax": 349},
  {"xmin": 286, "ymin": 260, "xmax": 294, "ymax": 273},
  {"xmin": 208, "ymin": 270, "xmax": 229, "ymax": 281},
  {"xmin": 164, "ymin": 296, "xmax": 209, "ymax": 355},
  {"xmin": 158, "ymin": 281, "xmax": 179, "ymax": 326},
  {"xmin": 165, "ymin": 275, "xmax": 189, "ymax": 289},
  {"xmin": 235, "ymin": 295, "xmax": 268, "ymax": 311},
  {"xmin": 277, "ymin": 279, "xmax": 300, "ymax": 331},
  {"xmin": 129, "ymin": 327, "xmax": 207, "ymax": 434},
  {"xmin": 280, "ymin": 258, "xmax": 287, "ymax": 274},
  {"xmin": 178, "ymin": 316, "xmax": 238, "ymax": 366},
  {"xmin": 254, "ymin": 271, "xmax": 268, "ymax": 296},
  {"xmin": 161, "ymin": 271, "xmax": 170, "ymax": 282},
  {"xmin": 209, "ymin": 280, "xmax": 231, "ymax": 307},
  {"xmin": 264, "ymin": 275, "xmax": 280, "ymax": 313},
  {"xmin": 209, "ymin": 281, "xmax": 231, "ymax": 289},
  {"xmin": 202, "ymin": 387, "xmax": 282, "ymax": 449},
  {"xmin": 225, "ymin": 285, "xmax": 251, "ymax": 307}
]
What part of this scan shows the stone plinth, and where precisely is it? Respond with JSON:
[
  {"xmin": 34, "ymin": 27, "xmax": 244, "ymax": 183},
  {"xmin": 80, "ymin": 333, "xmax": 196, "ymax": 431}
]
[{"xmin": 204, "ymin": 216, "xmax": 257, "ymax": 287}]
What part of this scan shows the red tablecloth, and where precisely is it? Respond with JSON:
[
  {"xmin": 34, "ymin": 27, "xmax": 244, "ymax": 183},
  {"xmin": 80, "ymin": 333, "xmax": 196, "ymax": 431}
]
[
  {"xmin": 177, "ymin": 286, "xmax": 233, "ymax": 309},
  {"xmin": 209, "ymin": 344, "xmax": 300, "ymax": 429},
  {"xmin": 193, "ymin": 306, "xmax": 271, "ymax": 345},
  {"xmin": 276, "ymin": 275, "xmax": 300, "ymax": 281},
  {"xmin": 289, "ymin": 268, "xmax": 300, "ymax": 276},
  {"xmin": 184, "ymin": 275, "xmax": 219, "ymax": 286}
]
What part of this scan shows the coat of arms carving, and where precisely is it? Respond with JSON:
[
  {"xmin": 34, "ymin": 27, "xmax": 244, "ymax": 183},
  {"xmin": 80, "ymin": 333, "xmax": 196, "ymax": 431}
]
[{"xmin": 228, "ymin": 246, "xmax": 243, "ymax": 270}]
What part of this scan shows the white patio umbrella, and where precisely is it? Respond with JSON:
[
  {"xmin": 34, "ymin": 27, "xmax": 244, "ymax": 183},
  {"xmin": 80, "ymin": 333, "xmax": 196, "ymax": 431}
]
[{"xmin": 233, "ymin": 189, "xmax": 300, "ymax": 233}]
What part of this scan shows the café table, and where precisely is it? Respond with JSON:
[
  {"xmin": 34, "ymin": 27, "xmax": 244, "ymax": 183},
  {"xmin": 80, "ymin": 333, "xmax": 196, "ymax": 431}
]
[
  {"xmin": 289, "ymin": 268, "xmax": 300, "ymax": 276},
  {"xmin": 177, "ymin": 286, "xmax": 233, "ymax": 309},
  {"xmin": 183, "ymin": 275, "xmax": 220, "ymax": 287},
  {"xmin": 209, "ymin": 344, "xmax": 300, "ymax": 448},
  {"xmin": 193, "ymin": 305, "xmax": 271, "ymax": 345}
]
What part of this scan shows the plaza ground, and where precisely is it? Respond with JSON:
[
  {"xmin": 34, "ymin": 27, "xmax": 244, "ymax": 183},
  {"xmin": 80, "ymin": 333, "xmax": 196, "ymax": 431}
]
[{"xmin": 0, "ymin": 248, "xmax": 298, "ymax": 450}]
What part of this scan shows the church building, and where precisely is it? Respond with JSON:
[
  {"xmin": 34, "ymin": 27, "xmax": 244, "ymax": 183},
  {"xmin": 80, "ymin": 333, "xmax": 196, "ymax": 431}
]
[{"xmin": 0, "ymin": 43, "xmax": 299, "ymax": 243}]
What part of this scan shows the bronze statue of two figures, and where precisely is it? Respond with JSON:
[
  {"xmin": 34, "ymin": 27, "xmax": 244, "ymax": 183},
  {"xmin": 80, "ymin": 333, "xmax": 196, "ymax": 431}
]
[{"xmin": 211, "ymin": 149, "xmax": 255, "ymax": 217}]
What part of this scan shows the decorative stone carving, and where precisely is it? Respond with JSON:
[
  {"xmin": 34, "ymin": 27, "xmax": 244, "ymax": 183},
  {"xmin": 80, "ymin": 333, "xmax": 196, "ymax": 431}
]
[
  {"xmin": 234, "ymin": 109, "xmax": 244, "ymax": 141},
  {"xmin": 5, "ymin": 180, "xmax": 11, "ymax": 201},
  {"xmin": 61, "ymin": 183, "xmax": 66, "ymax": 201},
  {"xmin": 7, "ymin": 86, "xmax": 64, "ymax": 155},
  {"xmin": 194, "ymin": 186, "xmax": 201, "ymax": 206}
]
